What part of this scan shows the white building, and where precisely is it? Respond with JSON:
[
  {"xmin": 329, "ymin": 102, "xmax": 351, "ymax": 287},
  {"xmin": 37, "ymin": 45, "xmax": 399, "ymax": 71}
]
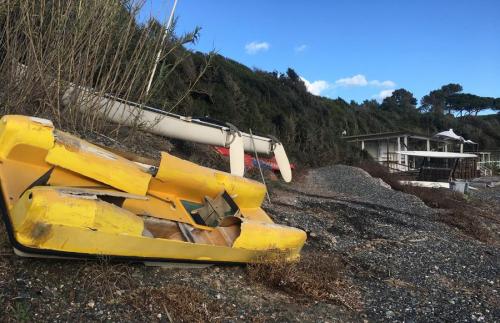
[
  {"xmin": 344, "ymin": 130, "xmax": 490, "ymax": 180},
  {"xmin": 344, "ymin": 131, "xmax": 451, "ymax": 172}
]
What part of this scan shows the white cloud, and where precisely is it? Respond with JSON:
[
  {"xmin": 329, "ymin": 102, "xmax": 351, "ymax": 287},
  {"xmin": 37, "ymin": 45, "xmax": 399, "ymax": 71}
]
[
  {"xmin": 300, "ymin": 77, "xmax": 330, "ymax": 96},
  {"xmin": 335, "ymin": 74, "xmax": 368, "ymax": 87},
  {"xmin": 294, "ymin": 44, "xmax": 308, "ymax": 52},
  {"xmin": 299, "ymin": 73, "xmax": 396, "ymax": 98},
  {"xmin": 369, "ymin": 79, "xmax": 396, "ymax": 87},
  {"xmin": 334, "ymin": 74, "xmax": 395, "ymax": 88},
  {"xmin": 245, "ymin": 41, "xmax": 270, "ymax": 54},
  {"xmin": 373, "ymin": 89, "xmax": 395, "ymax": 102}
]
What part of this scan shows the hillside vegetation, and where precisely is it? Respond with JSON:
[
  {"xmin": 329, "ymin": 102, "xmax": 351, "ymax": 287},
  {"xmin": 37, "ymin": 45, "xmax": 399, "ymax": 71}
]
[
  {"xmin": 1, "ymin": 1, "xmax": 499, "ymax": 167},
  {"xmin": 161, "ymin": 52, "xmax": 500, "ymax": 164}
]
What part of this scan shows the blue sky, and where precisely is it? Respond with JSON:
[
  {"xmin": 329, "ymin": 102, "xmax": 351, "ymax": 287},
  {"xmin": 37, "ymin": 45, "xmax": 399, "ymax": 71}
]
[{"xmin": 140, "ymin": 0, "xmax": 500, "ymax": 107}]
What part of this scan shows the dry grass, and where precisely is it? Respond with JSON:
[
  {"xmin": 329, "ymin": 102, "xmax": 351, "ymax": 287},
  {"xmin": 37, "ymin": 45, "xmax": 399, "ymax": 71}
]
[
  {"xmin": 74, "ymin": 258, "xmax": 137, "ymax": 303},
  {"xmin": 385, "ymin": 277, "xmax": 419, "ymax": 290},
  {"xmin": 356, "ymin": 161, "xmax": 405, "ymax": 190},
  {"xmin": 396, "ymin": 186, "xmax": 493, "ymax": 243},
  {"xmin": 0, "ymin": 253, "xmax": 231, "ymax": 321},
  {"xmin": 0, "ymin": 0, "xmax": 210, "ymax": 141},
  {"xmin": 70, "ymin": 257, "xmax": 234, "ymax": 321},
  {"xmin": 357, "ymin": 161, "xmax": 496, "ymax": 243},
  {"xmin": 121, "ymin": 284, "xmax": 230, "ymax": 322},
  {"xmin": 247, "ymin": 251, "xmax": 363, "ymax": 311}
]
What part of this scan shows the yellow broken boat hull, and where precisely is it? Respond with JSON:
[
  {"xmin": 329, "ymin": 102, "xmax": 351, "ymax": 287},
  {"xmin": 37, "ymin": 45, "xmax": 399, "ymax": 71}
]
[{"xmin": 0, "ymin": 115, "xmax": 306, "ymax": 263}]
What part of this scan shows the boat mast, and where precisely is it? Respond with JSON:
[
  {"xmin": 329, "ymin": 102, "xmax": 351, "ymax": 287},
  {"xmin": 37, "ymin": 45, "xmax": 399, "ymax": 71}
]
[{"xmin": 145, "ymin": 0, "xmax": 179, "ymax": 95}]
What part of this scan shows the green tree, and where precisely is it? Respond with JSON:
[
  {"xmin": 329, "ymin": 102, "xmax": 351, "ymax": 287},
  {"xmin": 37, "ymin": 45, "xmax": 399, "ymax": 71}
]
[
  {"xmin": 286, "ymin": 68, "xmax": 300, "ymax": 82},
  {"xmin": 381, "ymin": 88, "xmax": 417, "ymax": 111},
  {"xmin": 447, "ymin": 94, "xmax": 500, "ymax": 116},
  {"xmin": 420, "ymin": 83, "xmax": 463, "ymax": 115}
]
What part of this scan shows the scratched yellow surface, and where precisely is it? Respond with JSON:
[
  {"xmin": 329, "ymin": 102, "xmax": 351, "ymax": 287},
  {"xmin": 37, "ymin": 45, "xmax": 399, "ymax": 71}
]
[{"xmin": 0, "ymin": 115, "xmax": 306, "ymax": 263}]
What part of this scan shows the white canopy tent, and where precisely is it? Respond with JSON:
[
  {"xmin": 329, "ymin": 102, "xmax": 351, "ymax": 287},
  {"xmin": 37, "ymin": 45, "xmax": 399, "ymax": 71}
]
[
  {"xmin": 432, "ymin": 129, "xmax": 480, "ymax": 153},
  {"xmin": 433, "ymin": 129, "xmax": 464, "ymax": 142}
]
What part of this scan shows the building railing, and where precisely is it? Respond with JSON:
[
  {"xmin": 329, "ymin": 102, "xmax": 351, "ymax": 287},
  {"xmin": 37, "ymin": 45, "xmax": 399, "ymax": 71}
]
[
  {"xmin": 478, "ymin": 161, "xmax": 500, "ymax": 176},
  {"xmin": 376, "ymin": 151, "xmax": 499, "ymax": 177}
]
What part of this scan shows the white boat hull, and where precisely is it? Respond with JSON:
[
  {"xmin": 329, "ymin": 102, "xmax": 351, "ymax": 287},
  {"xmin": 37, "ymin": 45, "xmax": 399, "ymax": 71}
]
[{"xmin": 63, "ymin": 86, "xmax": 292, "ymax": 182}]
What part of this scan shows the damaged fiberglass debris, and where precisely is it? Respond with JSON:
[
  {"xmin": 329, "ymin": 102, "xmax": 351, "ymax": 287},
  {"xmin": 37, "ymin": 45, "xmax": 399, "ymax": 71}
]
[{"xmin": 0, "ymin": 115, "xmax": 306, "ymax": 263}]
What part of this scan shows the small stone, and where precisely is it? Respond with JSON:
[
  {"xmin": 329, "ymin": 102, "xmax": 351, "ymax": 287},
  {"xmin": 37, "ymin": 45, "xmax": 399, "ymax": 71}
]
[
  {"xmin": 87, "ymin": 301, "xmax": 95, "ymax": 308},
  {"xmin": 216, "ymin": 293, "xmax": 222, "ymax": 299},
  {"xmin": 157, "ymin": 314, "xmax": 162, "ymax": 319},
  {"xmin": 386, "ymin": 310, "xmax": 395, "ymax": 318},
  {"xmin": 310, "ymin": 232, "xmax": 318, "ymax": 238},
  {"xmin": 471, "ymin": 312, "xmax": 485, "ymax": 322}
]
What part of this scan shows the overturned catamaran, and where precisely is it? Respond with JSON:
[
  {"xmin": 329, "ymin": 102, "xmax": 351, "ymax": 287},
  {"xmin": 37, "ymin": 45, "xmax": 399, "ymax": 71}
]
[
  {"xmin": 62, "ymin": 86, "xmax": 293, "ymax": 182},
  {"xmin": 0, "ymin": 115, "xmax": 306, "ymax": 263}
]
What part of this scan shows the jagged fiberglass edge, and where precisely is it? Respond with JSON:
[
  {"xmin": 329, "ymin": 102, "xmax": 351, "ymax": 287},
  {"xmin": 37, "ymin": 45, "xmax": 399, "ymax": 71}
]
[
  {"xmin": 0, "ymin": 115, "xmax": 306, "ymax": 263},
  {"xmin": 0, "ymin": 186, "xmax": 216, "ymax": 264}
]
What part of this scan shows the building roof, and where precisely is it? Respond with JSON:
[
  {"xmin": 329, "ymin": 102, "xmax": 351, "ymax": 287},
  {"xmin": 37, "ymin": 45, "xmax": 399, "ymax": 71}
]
[
  {"xmin": 343, "ymin": 131, "xmax": 442, "ymax": 142},
  {"xmin": 397, "ymin": 151, "xmax": 477, "ymax": 158}
]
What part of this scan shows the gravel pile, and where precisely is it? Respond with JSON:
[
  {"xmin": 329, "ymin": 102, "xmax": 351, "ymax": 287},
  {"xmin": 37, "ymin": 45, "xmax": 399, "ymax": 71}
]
[
  {"xmin": 300, "ymin": 165, "xmax": 432, "ymax": 216},
  {"xmin": 269, "ymin": 165, "xmax": 499, "ymax": 322},
  {"xmin": 471, "ymin": 176, "xmax": 500, "ymax": 208}
]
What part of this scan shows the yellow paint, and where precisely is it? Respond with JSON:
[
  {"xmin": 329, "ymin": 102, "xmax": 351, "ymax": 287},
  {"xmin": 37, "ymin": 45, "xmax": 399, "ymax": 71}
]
[
  {"xmin": 45, "ymin": 131, "xmax": 151, "ymax": 195},
  {"xmin": 239, "ymin": 207, "xmax": 274, "ymax": 223},
  {"xmin": 12, "ymin": 187, "xmax": 144, "ymax": 247},
  {"xmin": 233, "ymin": 220, "xmax": 307, "ymax": 252},
  {"xmin": 0, "ymin": 115, "xmax": 306, "ymax": 263},
  {"xmin": 10, "ymin": 187, "xmax": 303, "ymax": 262},
  {"xmin": 155, "ymin": 152, "xmax": 266, "ymax": 208},
  {"xmin": 0, "ymin": 157, "xmax": 105, "ymax": 210},
  {"xmin": 123, "ymin": 194, "xmax": 190, "ymax": 224},
  {"xmin": 0, "ymin": 115, "xmax": 54, "ymax": 160}
]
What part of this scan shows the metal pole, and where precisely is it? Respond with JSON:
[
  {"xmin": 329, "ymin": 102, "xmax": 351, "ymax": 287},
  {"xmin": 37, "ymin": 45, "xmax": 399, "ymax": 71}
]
[
  {"xmin": 249, "ymin": 129, "xmax": 271, "ymax": 204},
  {"xmin": 145, "ymin": 0, "xmax": 179, "ymax": 95}
]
